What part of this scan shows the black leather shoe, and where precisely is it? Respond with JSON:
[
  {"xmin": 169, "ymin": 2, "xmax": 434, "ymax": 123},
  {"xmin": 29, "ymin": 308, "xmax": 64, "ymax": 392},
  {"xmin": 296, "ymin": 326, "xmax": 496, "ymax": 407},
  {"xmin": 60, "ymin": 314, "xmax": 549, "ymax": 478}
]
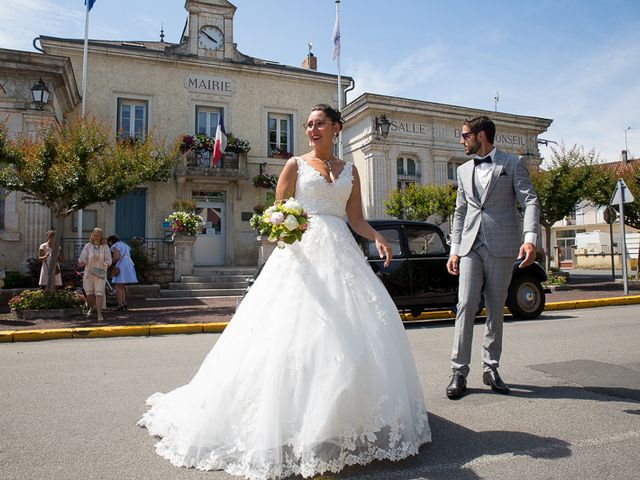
[
  {"xmin": 446, "ymin": 372, "xmax": 467, "ymax": 399},
  {"xmin": 482, "ymin": 369, "xmax": 510, "ymax": 394}
]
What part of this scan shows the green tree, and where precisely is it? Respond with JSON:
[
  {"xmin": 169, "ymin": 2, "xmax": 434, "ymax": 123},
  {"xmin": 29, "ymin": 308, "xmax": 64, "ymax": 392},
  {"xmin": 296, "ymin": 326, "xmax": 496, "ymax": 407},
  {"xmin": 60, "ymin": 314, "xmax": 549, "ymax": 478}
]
[
  {"xmin": 529, "ymin": 144, "xmax": 596, "ymax": 271},
  {"xmin": 584, "ymin": 159, "xmax": 640, "ymax": 278},
  {"xmin": 0, "ymin": 117, "xmax": 176, "ymax": 291},
  {"xmin": 384, "ymin": 183, "xmax": 457, "ymax": 226}
]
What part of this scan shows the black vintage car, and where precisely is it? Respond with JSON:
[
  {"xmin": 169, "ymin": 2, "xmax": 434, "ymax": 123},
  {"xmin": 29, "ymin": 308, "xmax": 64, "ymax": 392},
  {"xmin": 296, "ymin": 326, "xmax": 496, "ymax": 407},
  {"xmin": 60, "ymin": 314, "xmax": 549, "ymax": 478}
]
[{"xmin": 352, "ymin": 220, "xmax": 547, "ymax": 320}]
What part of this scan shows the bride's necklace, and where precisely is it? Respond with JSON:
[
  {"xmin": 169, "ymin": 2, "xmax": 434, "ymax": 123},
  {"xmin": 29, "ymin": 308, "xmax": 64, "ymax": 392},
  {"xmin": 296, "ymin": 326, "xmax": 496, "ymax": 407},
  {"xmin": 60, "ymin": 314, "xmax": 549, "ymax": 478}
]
[{"xmin": 320, "ymin": 157, "xmax": 335, "ymax": 181}]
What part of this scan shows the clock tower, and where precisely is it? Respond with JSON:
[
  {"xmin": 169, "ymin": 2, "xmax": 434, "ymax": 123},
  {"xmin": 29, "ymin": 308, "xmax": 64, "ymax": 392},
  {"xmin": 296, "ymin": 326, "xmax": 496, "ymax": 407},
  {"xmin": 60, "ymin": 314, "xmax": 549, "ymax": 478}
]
[{"xmin": 181, "ymin": 0, "xmax": 241, "ymax": 60}]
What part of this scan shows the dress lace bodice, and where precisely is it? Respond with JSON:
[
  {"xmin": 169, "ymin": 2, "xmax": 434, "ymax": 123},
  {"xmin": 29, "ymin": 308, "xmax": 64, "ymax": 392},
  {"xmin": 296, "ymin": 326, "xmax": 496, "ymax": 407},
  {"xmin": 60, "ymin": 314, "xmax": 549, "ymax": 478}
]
[{"xmin": 294, "ymin": 157, "xmax": 353, "ymax": 217}]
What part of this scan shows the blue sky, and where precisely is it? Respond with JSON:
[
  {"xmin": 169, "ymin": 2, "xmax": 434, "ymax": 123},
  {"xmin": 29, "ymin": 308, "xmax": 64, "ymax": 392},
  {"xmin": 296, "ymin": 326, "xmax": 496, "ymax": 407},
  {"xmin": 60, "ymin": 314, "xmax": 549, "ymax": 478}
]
[{"xmin": 1, "ymin": 0, "xmax": 639, "ymax": 164}]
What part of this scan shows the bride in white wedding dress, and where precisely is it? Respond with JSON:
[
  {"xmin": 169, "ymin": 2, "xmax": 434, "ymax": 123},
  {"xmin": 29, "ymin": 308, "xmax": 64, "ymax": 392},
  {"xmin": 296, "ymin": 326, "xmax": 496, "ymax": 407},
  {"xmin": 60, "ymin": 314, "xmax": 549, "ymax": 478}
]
[{"xmin": 138, "ymin": 104, "xmax": 431, "ymax": 479}]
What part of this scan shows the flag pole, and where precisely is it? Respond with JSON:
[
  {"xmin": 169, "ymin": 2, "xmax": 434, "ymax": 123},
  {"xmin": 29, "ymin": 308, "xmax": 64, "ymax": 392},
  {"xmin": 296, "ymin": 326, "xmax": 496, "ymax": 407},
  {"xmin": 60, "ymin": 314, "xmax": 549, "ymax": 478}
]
[
  {"xmin": 79, "ymin": 0, "xmax": 91, "ymax": 247},
  {"xmin": 334, "ymin": 0, "xmax": 343, "ymax": 158},
  {"xmin": 81, "ymin": 1, "xmax": 90, "ymax": 116}
]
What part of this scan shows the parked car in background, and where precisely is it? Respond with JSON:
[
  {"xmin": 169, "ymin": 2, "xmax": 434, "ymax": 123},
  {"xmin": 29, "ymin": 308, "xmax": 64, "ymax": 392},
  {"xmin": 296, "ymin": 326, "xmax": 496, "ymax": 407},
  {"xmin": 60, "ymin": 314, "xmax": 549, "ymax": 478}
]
[{"xmin": 352, "ymin": 220, "xmax": 547, "ymax": 319}]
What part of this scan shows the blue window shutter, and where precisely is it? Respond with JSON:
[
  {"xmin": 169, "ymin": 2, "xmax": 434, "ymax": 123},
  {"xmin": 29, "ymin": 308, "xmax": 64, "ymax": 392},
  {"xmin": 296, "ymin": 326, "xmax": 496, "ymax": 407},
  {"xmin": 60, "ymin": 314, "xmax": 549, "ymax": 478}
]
[{"xmin": 115, "ymin": 188, "xmax": 147, "ymax": 240}]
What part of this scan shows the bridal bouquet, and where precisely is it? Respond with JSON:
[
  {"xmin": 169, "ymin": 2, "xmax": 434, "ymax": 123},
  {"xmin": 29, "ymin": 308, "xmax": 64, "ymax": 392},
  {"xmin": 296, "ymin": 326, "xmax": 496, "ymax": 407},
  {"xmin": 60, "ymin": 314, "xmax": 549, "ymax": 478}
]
[{"xmin": 249, "ymin": 198, "xmax": 309, "ymax": 248}]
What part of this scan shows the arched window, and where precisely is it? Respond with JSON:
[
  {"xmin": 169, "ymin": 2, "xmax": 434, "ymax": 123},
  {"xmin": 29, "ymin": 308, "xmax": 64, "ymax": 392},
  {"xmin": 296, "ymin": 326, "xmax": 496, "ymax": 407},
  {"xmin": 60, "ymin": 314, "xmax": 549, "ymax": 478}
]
[{"xmin": 396, "ymin": 156, "xmax": 420, "ymax": 190}]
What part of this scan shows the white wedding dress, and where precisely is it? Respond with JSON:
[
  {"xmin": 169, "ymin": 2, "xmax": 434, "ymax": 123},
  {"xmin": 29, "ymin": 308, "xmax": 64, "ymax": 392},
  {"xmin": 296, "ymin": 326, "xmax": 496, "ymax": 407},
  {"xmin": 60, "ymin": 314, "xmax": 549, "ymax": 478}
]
[{"xmin": 138, "ymin": 158, "xmax": 431, "ymax": 479}]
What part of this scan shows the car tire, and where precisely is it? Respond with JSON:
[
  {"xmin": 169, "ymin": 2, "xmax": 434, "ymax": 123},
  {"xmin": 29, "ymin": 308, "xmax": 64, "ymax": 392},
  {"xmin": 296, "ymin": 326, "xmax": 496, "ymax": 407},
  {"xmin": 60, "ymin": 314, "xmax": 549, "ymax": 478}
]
[{"xmin": 506, "ymin": 274, "xmax": 545, "ymax": 320}]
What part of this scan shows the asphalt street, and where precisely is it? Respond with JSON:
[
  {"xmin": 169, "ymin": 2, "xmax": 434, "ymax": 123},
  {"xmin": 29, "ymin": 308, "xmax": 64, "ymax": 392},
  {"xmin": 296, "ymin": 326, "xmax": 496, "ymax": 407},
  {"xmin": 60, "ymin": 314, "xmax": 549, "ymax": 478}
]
[{"xmin": 1, "ymin": 305, "xmax": 639, "ymax": 480}]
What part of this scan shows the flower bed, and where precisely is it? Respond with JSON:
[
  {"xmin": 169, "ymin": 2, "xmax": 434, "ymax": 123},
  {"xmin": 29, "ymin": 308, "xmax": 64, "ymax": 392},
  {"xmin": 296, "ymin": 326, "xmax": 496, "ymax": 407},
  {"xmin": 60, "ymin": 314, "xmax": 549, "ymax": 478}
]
[{"xmin": 9, "ymin": 288, "xmax": 85, "ymax": 318}]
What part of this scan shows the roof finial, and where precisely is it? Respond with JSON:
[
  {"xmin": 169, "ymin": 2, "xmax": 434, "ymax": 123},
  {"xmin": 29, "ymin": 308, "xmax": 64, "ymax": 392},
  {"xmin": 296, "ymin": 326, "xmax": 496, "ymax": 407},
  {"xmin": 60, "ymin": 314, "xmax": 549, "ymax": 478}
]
[{"xmin": 160, "ymin": 23, "xmax": 165, "ymax": 43}]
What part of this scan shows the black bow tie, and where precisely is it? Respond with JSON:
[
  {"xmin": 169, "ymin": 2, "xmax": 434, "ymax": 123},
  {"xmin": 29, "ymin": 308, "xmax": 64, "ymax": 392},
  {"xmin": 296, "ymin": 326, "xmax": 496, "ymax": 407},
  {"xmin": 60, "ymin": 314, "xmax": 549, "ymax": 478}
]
[{"xmin": 473, "ymin": 156, "xmax": 492, "ymax": 166}]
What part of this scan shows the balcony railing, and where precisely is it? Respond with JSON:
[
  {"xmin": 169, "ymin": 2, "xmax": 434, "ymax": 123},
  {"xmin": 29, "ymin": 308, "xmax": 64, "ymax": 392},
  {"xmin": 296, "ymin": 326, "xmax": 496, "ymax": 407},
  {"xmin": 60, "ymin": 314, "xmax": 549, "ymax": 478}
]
[
  {"xmin": 397, "ymin": 172, "xmax": 421, "ymax": 182},
  {"xmin": 176, "ymin": 148, "xmax": 249, "ymax": 180},
  {"xmin": 59, "ymin": 237, "xmax": 174, "ymax": 265}
]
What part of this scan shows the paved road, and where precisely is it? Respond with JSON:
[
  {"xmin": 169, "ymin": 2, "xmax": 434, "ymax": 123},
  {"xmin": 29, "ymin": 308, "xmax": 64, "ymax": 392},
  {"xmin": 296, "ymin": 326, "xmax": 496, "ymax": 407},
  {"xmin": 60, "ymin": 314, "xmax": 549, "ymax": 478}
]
[{"xmin": 1, "ymin": 306, "xmax": 639, "ymax": 480}]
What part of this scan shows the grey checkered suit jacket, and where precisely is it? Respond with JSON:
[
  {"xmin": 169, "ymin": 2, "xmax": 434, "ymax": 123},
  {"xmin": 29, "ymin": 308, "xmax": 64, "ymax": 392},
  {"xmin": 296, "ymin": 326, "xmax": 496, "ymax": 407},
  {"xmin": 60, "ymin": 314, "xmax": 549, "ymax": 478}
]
[{"xmin": 450, "ymin": 149, "xmax": 540, "ymax": 258}]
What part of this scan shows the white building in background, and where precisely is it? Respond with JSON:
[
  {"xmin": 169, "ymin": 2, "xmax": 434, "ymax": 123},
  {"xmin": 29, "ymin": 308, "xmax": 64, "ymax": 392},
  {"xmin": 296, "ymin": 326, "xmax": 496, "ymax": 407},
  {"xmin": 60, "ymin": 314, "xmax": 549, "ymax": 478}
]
[{"xmin": 341, "ymin": 93, "xmax": 553, "ymax": 225}]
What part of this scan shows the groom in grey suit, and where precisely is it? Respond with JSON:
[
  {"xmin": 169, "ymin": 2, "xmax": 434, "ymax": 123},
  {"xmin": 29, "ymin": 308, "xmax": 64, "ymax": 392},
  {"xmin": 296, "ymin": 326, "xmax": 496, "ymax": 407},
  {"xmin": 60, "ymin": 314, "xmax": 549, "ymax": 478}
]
[{"xmin": 446, "ymin": 115, "xmax": 539, "ymax": 399}]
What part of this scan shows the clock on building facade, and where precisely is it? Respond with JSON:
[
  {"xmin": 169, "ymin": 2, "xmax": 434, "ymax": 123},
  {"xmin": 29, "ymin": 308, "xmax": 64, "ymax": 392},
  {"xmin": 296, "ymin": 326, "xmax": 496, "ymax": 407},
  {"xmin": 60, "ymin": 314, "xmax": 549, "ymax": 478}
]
[{"xmin": 198, "ymin": 25, "xmax": 224, "ymax": 51}]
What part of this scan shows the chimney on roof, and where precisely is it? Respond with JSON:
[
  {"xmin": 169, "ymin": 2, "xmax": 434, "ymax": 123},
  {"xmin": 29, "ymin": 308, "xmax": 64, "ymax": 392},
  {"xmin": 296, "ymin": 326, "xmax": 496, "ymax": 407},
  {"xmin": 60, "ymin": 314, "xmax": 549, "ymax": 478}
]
[
  {"xmin": 622, "ymin": 150, "xmax": 628, "ymax": 163},
  {"xmin": 302, "ymin": 42, "xmax": 317, "ymax": 71}
]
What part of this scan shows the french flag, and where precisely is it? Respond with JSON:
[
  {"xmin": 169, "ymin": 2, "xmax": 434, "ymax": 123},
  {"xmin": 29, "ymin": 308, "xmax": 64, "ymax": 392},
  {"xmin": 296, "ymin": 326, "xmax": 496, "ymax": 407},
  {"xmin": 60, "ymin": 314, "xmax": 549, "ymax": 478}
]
[{"xmin": 212, "ymin": 111, "xmax": 227, "ymax": 167}]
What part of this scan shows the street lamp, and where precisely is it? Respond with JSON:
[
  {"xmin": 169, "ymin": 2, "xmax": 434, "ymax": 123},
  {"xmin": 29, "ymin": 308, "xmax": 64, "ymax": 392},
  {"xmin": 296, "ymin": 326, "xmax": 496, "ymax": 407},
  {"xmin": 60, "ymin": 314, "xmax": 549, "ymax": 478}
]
[
  {"xmin": 375, "ymin": 114, "xmax": 391, "ymax": 138},
  {"xmin": 30, "ymin": 79, "xmax": 50, "ymax": 110}
]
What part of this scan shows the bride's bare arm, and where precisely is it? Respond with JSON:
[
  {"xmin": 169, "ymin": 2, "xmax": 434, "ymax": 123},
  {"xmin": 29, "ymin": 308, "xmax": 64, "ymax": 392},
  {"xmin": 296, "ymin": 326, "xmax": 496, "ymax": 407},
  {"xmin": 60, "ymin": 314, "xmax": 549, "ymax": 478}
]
[
  {"xmin": 275, "ymin": 157, "xmax": 298, "ymax": 202},
  {"xmin": 346, "ymin": 166, "xmax": 393, "ymax": 267}
]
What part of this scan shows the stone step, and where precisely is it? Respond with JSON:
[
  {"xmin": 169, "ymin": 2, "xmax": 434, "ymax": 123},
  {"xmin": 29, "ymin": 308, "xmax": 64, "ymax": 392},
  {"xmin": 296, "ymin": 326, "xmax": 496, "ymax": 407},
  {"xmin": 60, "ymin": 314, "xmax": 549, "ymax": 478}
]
[
  {"xmin": 180, "ymin": 275, "xmax": 253, "ymax": 283},
  {"xmin": 191, "ymin": 267, "xmax": 256, "ymax": 276},
  {"xmin": 168, "ymin": 282, "xmax": 248, "ymax": 290},
  {"xmin": 160, "ymin": 288, "xmax": 246, "ymax": 298}
]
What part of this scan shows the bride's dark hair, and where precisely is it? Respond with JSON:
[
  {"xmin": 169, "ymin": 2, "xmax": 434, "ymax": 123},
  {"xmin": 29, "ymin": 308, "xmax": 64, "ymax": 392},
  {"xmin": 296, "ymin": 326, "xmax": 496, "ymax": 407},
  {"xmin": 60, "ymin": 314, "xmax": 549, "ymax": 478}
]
[{"xmin": 311, "ymin": 104, "xmax": 344, "ymax": 127}]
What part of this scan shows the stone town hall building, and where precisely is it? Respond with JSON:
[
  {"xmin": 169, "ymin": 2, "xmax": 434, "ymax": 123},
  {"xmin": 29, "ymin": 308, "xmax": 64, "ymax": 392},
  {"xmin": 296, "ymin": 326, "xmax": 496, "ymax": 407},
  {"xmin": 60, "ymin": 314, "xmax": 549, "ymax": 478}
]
[{"xmin": 0, "ymin": 0, "xmax": 552, "ymax": 274}]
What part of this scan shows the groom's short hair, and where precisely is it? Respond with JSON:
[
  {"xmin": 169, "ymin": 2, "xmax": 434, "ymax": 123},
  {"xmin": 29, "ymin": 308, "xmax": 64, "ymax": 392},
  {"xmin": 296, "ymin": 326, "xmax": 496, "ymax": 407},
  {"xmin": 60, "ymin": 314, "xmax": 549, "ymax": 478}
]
[{"xmin": 464, "ymin": 116, "xmax": 496, "ymax": 144}]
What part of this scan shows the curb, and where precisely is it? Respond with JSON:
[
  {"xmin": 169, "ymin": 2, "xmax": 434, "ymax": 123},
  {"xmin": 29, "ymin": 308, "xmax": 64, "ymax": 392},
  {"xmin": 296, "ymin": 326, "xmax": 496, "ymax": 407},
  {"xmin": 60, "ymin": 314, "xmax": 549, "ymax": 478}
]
[{"xmin": 2, "ymin": 295, "xmax": 640, "ymax": 344}]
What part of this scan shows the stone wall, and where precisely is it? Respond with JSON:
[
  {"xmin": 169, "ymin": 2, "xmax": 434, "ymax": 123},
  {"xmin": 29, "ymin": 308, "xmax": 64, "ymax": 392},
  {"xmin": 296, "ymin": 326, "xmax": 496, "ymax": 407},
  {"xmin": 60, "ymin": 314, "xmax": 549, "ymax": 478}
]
[
  {"xmin": 573, "ymin": 252, "xmax": 638, "ymax": 271},
  {"xmin": 142, "ymin": 267, "xmax": 174, "ymax": 288}
]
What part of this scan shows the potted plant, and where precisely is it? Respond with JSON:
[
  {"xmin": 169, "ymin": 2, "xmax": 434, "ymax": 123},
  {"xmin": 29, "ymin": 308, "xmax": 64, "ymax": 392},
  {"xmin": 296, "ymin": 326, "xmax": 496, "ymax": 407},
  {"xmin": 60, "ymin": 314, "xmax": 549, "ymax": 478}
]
[
  {"xmin": 178, "ymin": 134, "xmax": 196, "ymax": 153},
  {"xmin": 225, "ymin": 133, "xmax": 251, "ymax": 154},
  {"xmin": 252, "ymin": 173, "xmax": 279, "ymax": 189},
  {"xmin": 269, "ymin": 145, "xmax": 293, "ymax": 159},
  {"xmin": 165, "ymin": 211, "xmax": 202, "ymax": 238},
  {"xmin": 179, "ymin": 133, "xmax": 215, "ymax": 153}
]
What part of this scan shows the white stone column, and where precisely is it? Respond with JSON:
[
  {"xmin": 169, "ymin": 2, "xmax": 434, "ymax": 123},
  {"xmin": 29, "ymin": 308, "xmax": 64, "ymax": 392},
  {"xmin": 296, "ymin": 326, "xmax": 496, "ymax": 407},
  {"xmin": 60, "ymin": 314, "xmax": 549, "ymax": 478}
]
[
  {"xmin": 173, "ymin": 235, "xmax": 196, "ymax": 282},
  {"xmin": 419, "ymin": 149, "xmax": 431, "ymax": 185},
  {"xmin": 362, "ymin": 144, "xmax": 389, "ymax": 219},
  {"xmin": 433, "ymin": 155, "xmax": 449, "ymax": 185},
  {"xmin": 257, "ymin": 236, "xmax": 276, "ymax": 267}
]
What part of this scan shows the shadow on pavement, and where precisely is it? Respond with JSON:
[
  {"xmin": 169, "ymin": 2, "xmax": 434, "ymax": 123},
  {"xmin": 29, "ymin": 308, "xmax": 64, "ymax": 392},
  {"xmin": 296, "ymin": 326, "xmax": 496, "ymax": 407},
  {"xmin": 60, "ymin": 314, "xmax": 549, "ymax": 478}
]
[
  {"xmin": 508, "ymin": 383, "xmax": 640, "ymax": 404},
  {"xmin": 333, "ymin": 413, "xmax": 571, "ymax": 480},
  {"xmin": 404, "ymin": 312, "xmax": 580, "ymax": 331}
]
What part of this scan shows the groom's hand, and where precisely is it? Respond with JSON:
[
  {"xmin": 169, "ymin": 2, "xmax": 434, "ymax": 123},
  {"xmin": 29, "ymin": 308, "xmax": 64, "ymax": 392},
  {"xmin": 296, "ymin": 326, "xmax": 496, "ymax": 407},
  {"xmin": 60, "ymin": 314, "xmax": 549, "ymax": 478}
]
[
  {"xmin": 517, "ymin": 242, "xmax": 536, "ymax": 268},
  {"xmin": 447, "ymin": 255, "xmax": 459, "ymax": 276}
]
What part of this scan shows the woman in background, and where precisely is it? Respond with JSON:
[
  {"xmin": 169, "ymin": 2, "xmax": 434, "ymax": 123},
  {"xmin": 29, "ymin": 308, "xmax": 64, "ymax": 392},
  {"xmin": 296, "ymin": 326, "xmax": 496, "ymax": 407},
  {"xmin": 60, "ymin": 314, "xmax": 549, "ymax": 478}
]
[
  {"xmin": 38, "ymin": 230, "xmax": 62, "ymax": 289},
  {"xmin": 78, "ymin": 228, "xmax": 111, "ymax": 321},
  {"xmin": 107, "ymin": 235, "xmax": 138, "ymax": 311}
]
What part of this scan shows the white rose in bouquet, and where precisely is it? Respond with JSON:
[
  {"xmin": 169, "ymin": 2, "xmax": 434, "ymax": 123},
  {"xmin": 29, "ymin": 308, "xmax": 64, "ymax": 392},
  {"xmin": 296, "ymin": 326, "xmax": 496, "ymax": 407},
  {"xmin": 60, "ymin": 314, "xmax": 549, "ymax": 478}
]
[
  {"xmin": 283, "ymin": 214, "xmax": 299, "ymax": 231},
  {"xmin": 284, "ymin": 198, "xmax": 303, "ymax": 215}
]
